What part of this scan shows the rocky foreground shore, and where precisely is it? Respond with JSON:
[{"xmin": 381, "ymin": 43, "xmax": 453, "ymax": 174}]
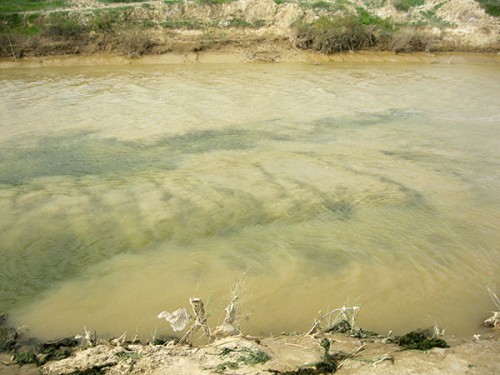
[{"xmin": 1, "ymin": 309, "xmax": 499, "ymax": 375}]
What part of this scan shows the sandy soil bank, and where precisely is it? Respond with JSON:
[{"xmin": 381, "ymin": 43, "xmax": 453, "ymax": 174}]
[{"xmin": 0, "ymin": 49, "xmax": 499, "ymax": 69}]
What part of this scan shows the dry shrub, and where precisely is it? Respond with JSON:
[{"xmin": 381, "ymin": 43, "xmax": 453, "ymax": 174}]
[
  {"xmin": 294, "ymin": 15, "xmax": 377, "ymax": 53},
  {"xmin": 118, "ymin": 26, "xmax": 156, "ymax": 56},
  {"xmin": 390, "ymin": 27, "xmax": 435, "ymax": 52},
  {"xmin": 440, "ymin": 0, "xmax": 494, "ymax": 21},
  {"xmin": 0, "ymin": 34, "xmax": 17, "ymax": 58}
]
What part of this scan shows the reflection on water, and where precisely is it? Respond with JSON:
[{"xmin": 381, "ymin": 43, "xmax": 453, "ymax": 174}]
[{"xmin": 0, "ymin": 60, "xmax": 499, "ymax": 340}]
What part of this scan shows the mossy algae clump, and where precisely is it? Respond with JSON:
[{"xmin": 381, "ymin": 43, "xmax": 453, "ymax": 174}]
[
  {"xmin": 0, "ymin": 314, "xmax": 81, "ymax": 367},
  {"xmin": 11, "ymin": 337, "xmax": 78, "ymax": 366},
  {"xmin": 0, "ymin": 326, "xmax": 17, "ymax": 352},
  {"xmin": 396, "ymin": 330, "xmax": 448, "ymax": 350},
  {"xmin": 0, "ymin": 313, "xmax": 17, "ymax": 352},
  {"xmin": 13, "ymin": 350, "xmax": 37, "ymax": 365},
  {"xmin": 208, "ymin": 346, "xmax": 271, "ymax": 373},
  {"xmin": 35, "ymin": 337, "xmax": 79, "ymax": 364}
]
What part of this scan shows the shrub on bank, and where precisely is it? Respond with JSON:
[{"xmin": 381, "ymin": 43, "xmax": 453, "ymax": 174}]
[
  {"xmin": 294, "ymin": 8, "xmax": 397, "ymax": 54},
  {"xmin": 294, "ymin": 15, "xmax": 377, "ymax": 53},
  {"xmin": 0, "ymin": 12, "xmax": 40, "ymax": 36},
  {"xmin": 293, "ymin": 7, "xmax": 446, "ymax": 54},
  {"xmin": 43, "ymin": 12, "xmax": 87, "ymax": 38},
  {"xmin": 389, "ymin": 27, "xmax": 435, "ymax": 52},
  {"xmin": 393, "ymin": 0, "xmax": 425, "ymax": 12},
  {"xmin": 118, "ymin": 26, "xmax": 157, "ymax": 56}
]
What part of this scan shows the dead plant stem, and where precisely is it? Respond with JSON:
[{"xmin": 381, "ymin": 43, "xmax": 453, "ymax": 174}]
[
  {"xmin": 307, "ymin": 306, "xmax": 359, "ymax": 335},
  {"xmin": 7, "ymin": 33, "xmax": 16, "ymax": 61},
  {"xmin": 336, "ymin": 344, "xmax": 366, "ymax": 370}
]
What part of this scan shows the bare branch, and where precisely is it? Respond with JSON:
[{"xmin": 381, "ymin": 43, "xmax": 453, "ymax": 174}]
[
  {"xmin": 307, "ymin": 306, "xmax": 360, "ymax": 335},
  {"xmin": 487, "ymin": 287, "xmax": 500, "ymax": 311},
  {"xmin": 336, "ymin": 344, "xmax": 366, "ymax": 370},
  {"xmin": 178, "ymin": 298, "xmax": 211, "ymax": 345},
  {"xmin": 483, "ymin": 287, "xmax": 500, "ymax": 329},
  {"xmin": 211, "ymin": 274, "xmax": 246, "ymax": 340}
]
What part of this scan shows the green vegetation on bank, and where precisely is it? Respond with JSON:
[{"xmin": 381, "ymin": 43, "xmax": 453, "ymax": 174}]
[
  {"xmin": 97, "ymin": 0, "xmax": 149, "ymax": 3},
  {"xmin": 0, "ymin": 0, "xmax": 67, "ymax": 15},
  {"xmin": 299, "ymin": 0, "xmax": 352, "ymax": 11},
  {"xmin": 476, "ymin": 0, "xmax": 500, "ymax": 16},
  {"xmin": 294, "ymin": 7, "xmax": 397, "ymax": 53},
  {"xmin": 393, "ymin": 0, "xmax": 425, "ymax": 12},
  {"xmin": 294, "ymin": 15, "xmax": 379, "ymax": 53}
]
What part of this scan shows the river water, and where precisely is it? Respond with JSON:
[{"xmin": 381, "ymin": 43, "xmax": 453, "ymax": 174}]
[{"xmin": 0, "ymin": 56, "xmax": 499, "ymax": 340}]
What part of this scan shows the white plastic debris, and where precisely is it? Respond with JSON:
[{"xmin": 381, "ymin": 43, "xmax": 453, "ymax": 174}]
[{"xmin": 157, "ymin": 308, "xmax": 190, "ymax": 332}]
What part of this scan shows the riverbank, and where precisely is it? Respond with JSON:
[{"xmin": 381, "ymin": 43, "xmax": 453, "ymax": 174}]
[
  {"xmin": 0, "ymin": 50, "xmax": 499, "ymax": 70},
  {"xmin": 1, "ymin": 311, "xmax": 499, "ymax": 374},
  {"xmin": 1, "ymin": 0, "xmax": 499, "ymax": 60}
]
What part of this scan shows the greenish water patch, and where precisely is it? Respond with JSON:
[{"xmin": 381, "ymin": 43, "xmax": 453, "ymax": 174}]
[
  {"xmin": 0, "ymin": 127, "xmax": 291, "ymax": 185},
  {"xmin": 0, "ymin": 125, "xmax": 427, "ymax": 314},
  {"xmin": 311, "ymin": 109, "xmax": 421, "ymax": 133},
  {"xmin": 0, "ymin": 200, "xmax": 150, "ymax": 310},
  {"xmin": 0, "ymin": 136, "xmax": 381, "ymax": 312},
  {"xmin": 0, "ymin": 132, "xmax": 176, "ymax": 185},
  {"xmin": 155, "ymin": 128, "xmax": 273, "ymax": 154}
]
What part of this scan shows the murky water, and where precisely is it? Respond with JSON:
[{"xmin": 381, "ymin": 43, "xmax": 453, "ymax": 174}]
[{"xmin": 1, "ymin": 57, "xmax": 499, "ymax": 340}]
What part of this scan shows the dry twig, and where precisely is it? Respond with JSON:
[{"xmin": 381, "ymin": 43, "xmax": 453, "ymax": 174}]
[
  {"xmin": 336, "ymin": 343, "xmax": 365, "ymax": 370},
  {"xmin": 487, "ymin": 287, "xmax": 500, "ymax": 310},
  {"xmin": 178, "ymin": 298, "xmax": 211, "ymax": 345},
  {"xmin": 7, "ymin": 33, "xmax": 16, "ymax": 61},
  {"xmin": 211, "ymin": 274, "xmax": 246, "ymax": 340},
  {"xmin": 307, "ymin": 306, "xmax": 360, "ymax": 335},
  {"xmin": 483, "ymin": 287, "xmax": 500, "ymax": 329},
  {"xmin": 373, "ymin": 353, "xmax": 394, "ymax": 367}
]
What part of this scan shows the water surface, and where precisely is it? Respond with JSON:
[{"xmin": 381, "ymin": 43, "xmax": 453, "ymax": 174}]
[{"xmin": 0, "ymin": 58, "xmax": 499, "ymax": 339}]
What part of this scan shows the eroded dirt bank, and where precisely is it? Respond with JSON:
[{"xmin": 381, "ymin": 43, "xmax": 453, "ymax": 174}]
[
  {"xmin": 1, "ymin": 0, "xmax": 499, "ymax": 59},
  {"xmin": 0, "ymin": 50, "xmax": 498, "ymax": 70}
]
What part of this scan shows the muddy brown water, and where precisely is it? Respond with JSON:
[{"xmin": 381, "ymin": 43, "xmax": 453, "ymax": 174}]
[{"xmin": 0, "ymin": 55, "xmax": 499, "ymax": 341}]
